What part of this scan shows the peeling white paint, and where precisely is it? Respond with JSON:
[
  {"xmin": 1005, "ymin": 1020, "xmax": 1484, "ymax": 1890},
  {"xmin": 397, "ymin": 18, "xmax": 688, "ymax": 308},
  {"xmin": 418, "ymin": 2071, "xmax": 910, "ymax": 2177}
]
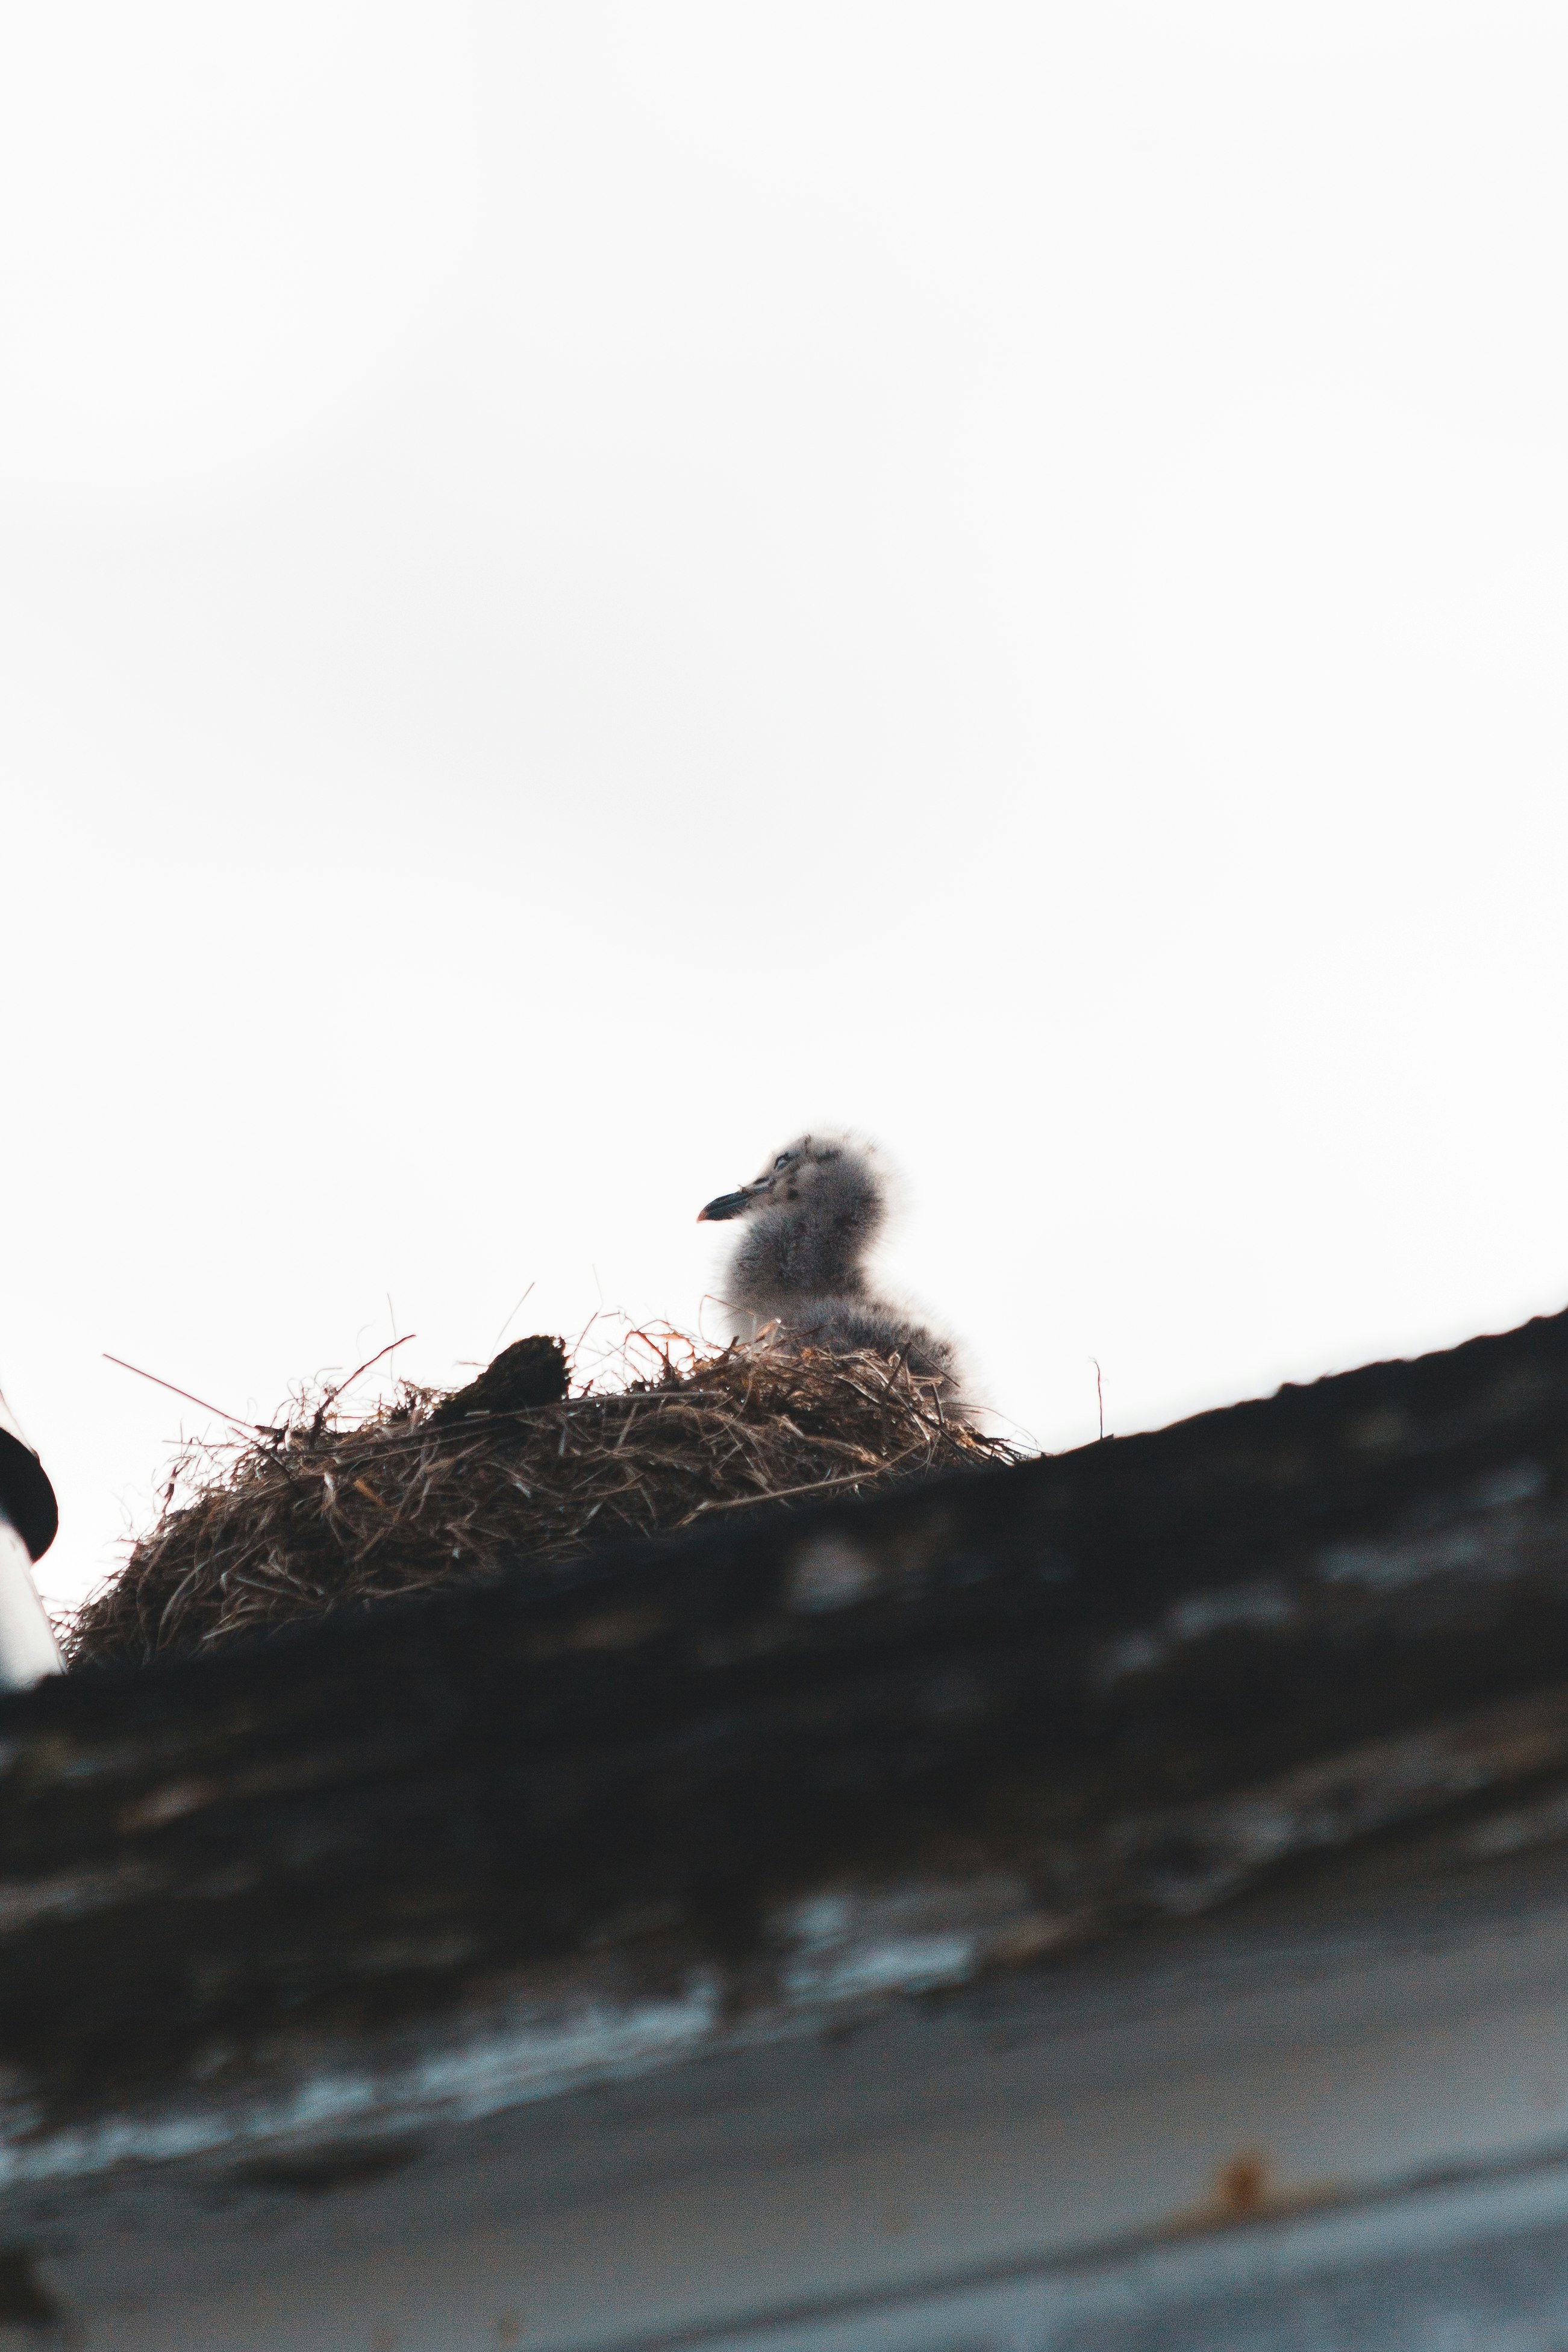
[
  {"xmin": 1093, "ymin": 1581, "xmax": 1296, "ymax": 1686},
  {"xmin": 1316, "ymin": 1464, "xmax": 1548, "ymax": 1591},
  {"xmin": 786, "ymin": 1533, "xmax": 878, "ymax": 1613},
  {"xmin": 784, "ymin": 1931, "xmax": 978, "ymax": 2001},
  {"xmin": 0, "ymin": 1889, "xmax": 1071, "ymax": 2196},
  {"xmin": 1472, "ymin": 1462, "xmax": 1549, "ymax": 1509},
  {"xmin": 1320, "ymin": 1528, "xmax": 1489, "ymax": 1587},
  {"xmin": 775, "ymin": 1876, "xmax": 1049, "ymax": 2003},
  {"xmin": 0, "ymin": 1977, "xmax": 726, "ymax": 2193},
  {"xmin": 1167, "ymin": 1583, "xmax": 1294, "ymax": 1641}
]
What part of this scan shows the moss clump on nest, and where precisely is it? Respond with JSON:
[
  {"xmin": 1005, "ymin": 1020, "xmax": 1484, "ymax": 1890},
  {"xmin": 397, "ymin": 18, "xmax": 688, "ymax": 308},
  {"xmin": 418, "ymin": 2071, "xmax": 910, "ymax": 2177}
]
[{"xmin": 65, "ymin": 1333, "xmax": 1018, "ymax": 1671}]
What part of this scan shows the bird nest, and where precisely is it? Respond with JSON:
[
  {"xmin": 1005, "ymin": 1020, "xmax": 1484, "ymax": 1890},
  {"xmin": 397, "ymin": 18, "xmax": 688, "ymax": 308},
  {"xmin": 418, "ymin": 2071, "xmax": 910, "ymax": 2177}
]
[{"xmin": 64, "ymin": 1331, "xmax": 1017, "ymax": 1671}]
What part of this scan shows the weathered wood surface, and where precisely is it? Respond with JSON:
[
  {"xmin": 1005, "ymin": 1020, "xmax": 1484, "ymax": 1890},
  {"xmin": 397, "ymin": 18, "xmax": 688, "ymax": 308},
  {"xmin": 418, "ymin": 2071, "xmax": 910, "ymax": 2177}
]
[{"xmin": 3, "ymin": 1306, "xmax": 1568, "ymax": 2186}]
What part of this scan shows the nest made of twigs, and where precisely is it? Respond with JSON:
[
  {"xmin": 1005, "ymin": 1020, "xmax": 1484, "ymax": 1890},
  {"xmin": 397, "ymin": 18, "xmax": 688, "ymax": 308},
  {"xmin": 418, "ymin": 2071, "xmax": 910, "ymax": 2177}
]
[{"xmin": 65, "ymin": 1331, "xmax": 1017, "ymax": 1671}]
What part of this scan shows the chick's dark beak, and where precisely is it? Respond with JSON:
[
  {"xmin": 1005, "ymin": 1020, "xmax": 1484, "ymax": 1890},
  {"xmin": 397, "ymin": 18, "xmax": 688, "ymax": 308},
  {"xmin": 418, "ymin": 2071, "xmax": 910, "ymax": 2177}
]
[{"xmin": 698, "ymin": 1188, "xmax": 752, "ymax": 1223}]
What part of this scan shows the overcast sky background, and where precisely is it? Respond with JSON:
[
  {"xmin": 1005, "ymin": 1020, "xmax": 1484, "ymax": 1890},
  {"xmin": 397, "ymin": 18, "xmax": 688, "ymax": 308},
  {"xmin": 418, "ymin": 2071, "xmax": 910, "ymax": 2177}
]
[{"xmin": 4, "ymin": 1, "xmax": 1568, "ymax": 1615}]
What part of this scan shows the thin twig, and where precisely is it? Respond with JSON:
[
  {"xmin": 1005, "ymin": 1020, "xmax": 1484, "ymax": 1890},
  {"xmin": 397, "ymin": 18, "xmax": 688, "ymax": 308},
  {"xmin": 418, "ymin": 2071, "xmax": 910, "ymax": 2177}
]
[
  {"xmin": 675, "ymin": 1446, "xmax": 929, "ymax": 1522},
  {"xmin": 494, "ymin": 1283, "xmax": 536, "ymax": 1348},
  {"xmin": 103, "ymin": 1356, "xmax": 274, "ymax": 1437},
  {"xmin": 324, "ymin": 1334, "xmax": 417, "ymax": 1406}
]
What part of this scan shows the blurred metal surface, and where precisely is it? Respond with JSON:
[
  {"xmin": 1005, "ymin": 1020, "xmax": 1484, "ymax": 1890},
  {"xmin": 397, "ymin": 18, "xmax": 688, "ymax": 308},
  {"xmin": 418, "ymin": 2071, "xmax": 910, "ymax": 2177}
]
[
  {"xmin": 0, "ymin": 1386, "xmax": 57, "ymax": 1562},
  {"xmin": 0, "ymin": 1515, "xmax": 62, "ymax": 1688},
  {"xmin": 0, "ymin": 1387, "xmax": 63, "ymax": 1687}
]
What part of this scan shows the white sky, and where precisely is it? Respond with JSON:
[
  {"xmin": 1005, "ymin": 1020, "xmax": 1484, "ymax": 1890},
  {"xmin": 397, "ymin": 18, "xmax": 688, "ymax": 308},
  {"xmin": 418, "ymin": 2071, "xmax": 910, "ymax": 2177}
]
[{"xmin": 4, "ymin": 1, "xmax": 1567, "ymax": 1613}]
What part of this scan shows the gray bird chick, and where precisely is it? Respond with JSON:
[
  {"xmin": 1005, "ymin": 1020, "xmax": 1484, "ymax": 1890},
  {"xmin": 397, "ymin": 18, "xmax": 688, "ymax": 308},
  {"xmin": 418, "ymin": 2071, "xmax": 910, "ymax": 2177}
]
[{"xmin": 698, "ymin": 1134, "xmax": 966, "ymax": 1410}]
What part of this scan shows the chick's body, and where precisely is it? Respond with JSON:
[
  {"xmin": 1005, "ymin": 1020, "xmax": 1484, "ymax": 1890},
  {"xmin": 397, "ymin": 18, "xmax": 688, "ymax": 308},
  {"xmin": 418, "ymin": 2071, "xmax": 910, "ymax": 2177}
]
[{"xmin": 699, "ymin": 1135, "xmax": 965, "ymax": 1410}]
